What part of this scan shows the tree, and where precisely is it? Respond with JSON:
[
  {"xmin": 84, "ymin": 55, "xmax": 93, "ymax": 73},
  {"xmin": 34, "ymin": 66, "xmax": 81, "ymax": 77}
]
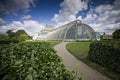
[
  {"xmin": 6, "ymin": 30, "xmax": 13, "ymax": 34},
  {"xmin": 16, "ymin": 30, "xmax": 32, "ymax": 39},
  {"xmin": 16, "ymin": 30, "xmax": 27, "ymax": 36},
  {"xmin": 112, "ymin": 29, "xmax": 120, "ymax": 39},
  {"xmin": 103, "ymin": 32, "xmax": 105, "ymax": 35},
  {"xmin": 6, "ymin": 30, "xmax": 15, "ymax": 39},
  {"xmin": 5, "ymin": 29, "xmax": 31, "ymax": 42},
  {"xmin": 17, "ymin": 34, "xmax": 29, "ymax": 41},
  {"xmin": 0, "ymin": 34, "xmax": 7, "ymax": 40}
]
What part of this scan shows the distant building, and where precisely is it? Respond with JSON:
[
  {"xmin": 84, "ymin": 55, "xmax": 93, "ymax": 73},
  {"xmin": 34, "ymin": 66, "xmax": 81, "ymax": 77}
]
[
  {"xmin": 102, "ymin": 34, "xmax": 113, "ymax": 40},
  {"xmin": 37, "ymin": 24, "xmax": 54, "ymax": 40}
]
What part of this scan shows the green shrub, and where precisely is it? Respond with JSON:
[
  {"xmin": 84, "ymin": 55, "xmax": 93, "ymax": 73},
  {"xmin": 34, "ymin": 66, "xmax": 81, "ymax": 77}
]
[
  {"xmin": 88, "ymin": 41, "xmax": 120, "ymax": 74},
  {"xmin": 113, "ymin": 29, "xmax": 120, "ymax": 39},
  {"xmin": 0, "ymin": 42, "xmax": 74, "ymax": 80},
  {"xmin": 0, "ymin": 39, "xmax": 19, "ymax": 44}
]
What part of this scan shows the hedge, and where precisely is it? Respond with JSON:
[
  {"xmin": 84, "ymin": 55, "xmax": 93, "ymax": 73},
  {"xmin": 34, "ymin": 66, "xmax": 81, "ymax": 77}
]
[
  {"xmin": 88, "ymin": 41, "xmax": 120, "ymax": 74},
  {"xmin": 0, "ymin": 42, "xmax": 74, "ymax": 80},
  {"xmin": 0, "ymin": 40, "xmax": 19, "ymax": 44}
]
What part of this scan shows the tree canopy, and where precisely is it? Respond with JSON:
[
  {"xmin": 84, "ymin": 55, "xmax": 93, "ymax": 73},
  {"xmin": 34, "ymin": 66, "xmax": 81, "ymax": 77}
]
[
  {"xmin": 0, "ymin": 29, "xmax": 32, "ymax": 43},
  {"xmin": 18, "ymin": 34, "xmax": 29, "ymax": 41},
  {"xmin": 112, "ymin": 29, "xmax": 120, "ymax": 39}
]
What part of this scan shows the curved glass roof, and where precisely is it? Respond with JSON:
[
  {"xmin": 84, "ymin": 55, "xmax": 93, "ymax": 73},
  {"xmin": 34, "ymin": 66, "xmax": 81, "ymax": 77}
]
[{"xmin": 47, "ymin": 20, "xmax": 99, "ymax": 41}]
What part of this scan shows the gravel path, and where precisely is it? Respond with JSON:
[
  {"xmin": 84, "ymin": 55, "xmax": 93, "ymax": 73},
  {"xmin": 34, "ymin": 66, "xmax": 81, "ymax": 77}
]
[{"xmin": 54, "ymin": 42, "xmax": 111, "ymax": 80}]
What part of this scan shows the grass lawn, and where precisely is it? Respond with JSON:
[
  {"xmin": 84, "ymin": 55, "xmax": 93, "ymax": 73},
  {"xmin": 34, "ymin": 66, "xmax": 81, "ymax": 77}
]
[
  {"xmin": 66, "ymin": 42, "xmax": 91, "ymax": 60},
  {"xmin": 47, "ymin": 41, "xmax": 61, "ymax": 47},
  {"xmin": 66, "ymin": 42, "xmax": 119, "ymax": 80}
]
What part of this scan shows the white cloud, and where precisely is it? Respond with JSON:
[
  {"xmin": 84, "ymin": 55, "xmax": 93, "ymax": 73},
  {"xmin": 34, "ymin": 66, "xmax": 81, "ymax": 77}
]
[
  {"xmin": 77, "ymin": 16, "xmax": 82, "ymax": 20},
  {"xmin": 52, "ymin": 0, "xmax": 88, "ymax": 23},
  {"xmin": 23, "ymin": 20, "xmax": 44, "ymax": 36},
  {"xmin": 0, "ymin": 18, "xmax": 5, "ymax": 25},
  {"xmin": 0, "ymin": 0, "xmax": 35, "ymax": 14},
  {"xmin": 77, "ymin": 3, "xmax": 120, "ymax": 34},
  {"xmin": 80, "ymin": 14, "xmax": 98, "ymax": 24},
  {"xmin": 21, "ymin": 15, "xmax": 31, "ymax": 19},
  {"xmin": 0, "ymin": 26, "xmax": 7, "ymax": 34},
  {"xmin": 0, "ymin": 20, "xmax": 44, "ymax": 37},
  {"xmin": 94, "ymin": 4, "xmax": 113, "ymax": 14},
  {"xmin": 52, "ymin": 0, "xmax": 120, "ymax": 34}
]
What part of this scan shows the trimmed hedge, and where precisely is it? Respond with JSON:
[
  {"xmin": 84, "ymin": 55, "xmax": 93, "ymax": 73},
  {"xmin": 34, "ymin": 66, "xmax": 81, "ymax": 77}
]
[{"xmin": 88, "ymin": 41, "xmax": 120, "ymax": 74}]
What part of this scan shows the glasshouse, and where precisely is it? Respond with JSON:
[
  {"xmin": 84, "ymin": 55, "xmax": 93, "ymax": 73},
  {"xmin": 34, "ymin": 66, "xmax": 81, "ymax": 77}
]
[
  {"xmin": 46, "ymin": 20, "xmax": 100, "ymax": 41},
  {"xmin": 37, "ymin": 24, "xmax": 54, "ymax": 40}
]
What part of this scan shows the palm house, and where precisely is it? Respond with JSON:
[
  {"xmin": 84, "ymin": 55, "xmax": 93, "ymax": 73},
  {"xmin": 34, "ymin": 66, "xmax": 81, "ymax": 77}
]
[
  {"xmin": 36, "ymin": 20, "xmax": 100, "ymax": 41},
  {"xmin": 37, "ymin": 24, "xmax": 54, "ymax": 40},
  {"xmin": 46, "ymin": 20, "xmax": 100, "ymax": 41}
]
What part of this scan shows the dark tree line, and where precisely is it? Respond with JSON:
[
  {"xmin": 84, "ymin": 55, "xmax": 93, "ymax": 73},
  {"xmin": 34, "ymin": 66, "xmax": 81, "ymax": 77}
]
[
  {"xmin": 0, "ymin": 29, "xmax": 32, "ymax": 43},
  {"xmin": 112, "ymin": 29, "xmax": 120, "ymax": 39}
]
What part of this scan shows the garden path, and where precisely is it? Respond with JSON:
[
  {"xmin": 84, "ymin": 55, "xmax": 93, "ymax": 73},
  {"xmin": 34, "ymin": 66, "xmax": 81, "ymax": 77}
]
[{"xmin": 54, "ymin": 42, "xmax": 111, "ymax": 80}]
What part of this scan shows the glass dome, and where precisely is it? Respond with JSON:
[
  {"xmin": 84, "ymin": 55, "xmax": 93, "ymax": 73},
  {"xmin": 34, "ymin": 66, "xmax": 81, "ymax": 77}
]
[{"xmin": 47, "ymin": 20, "xmax": 100, "ymax": 41}]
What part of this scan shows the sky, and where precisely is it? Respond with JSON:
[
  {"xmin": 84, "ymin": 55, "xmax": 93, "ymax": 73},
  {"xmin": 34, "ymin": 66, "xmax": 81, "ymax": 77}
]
[{"xmin": 0, "ymin": 0, "xmax": 120, "ymax": 37}]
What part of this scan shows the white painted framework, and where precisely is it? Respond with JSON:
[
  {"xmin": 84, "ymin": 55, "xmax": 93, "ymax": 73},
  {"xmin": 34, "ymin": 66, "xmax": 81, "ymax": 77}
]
[{"xmin": 46, "ymin": 20, "xmax": 100, "ymax": 41}]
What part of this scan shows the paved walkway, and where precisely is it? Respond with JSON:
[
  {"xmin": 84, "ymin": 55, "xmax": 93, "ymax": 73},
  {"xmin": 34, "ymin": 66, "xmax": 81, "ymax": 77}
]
[{"xmin": 54, "ymin": 42, "xmax": 111, "ymax": 80}]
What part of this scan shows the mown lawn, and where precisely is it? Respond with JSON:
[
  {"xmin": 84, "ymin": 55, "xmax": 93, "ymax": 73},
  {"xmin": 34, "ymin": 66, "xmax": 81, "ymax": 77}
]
[
  {"xmin": 47, "ymin": 41, "xmax": 61, "ymax": 47},
  {"xmin": 66, "ymin": 42, "xmax": 91, "ymax": 60},
  {"xmin": 66, "ymin": 41, "xmax": 119, "ymax": 80}
]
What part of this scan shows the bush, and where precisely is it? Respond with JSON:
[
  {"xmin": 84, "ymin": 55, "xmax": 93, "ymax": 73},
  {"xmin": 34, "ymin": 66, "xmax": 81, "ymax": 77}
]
[
  {"xmin": 113, "ymin": 29, "xmax": 120, "ymax": 39},
  {"xmin": 88, "ymin": 41, "xmax": 120, "ymax": 74},
  {"xmin": 17, "ymin": 34, "xmax": 29, "ymax": 41},
  {"xmin": 0, "ymin": 42, "xmax": 74, "ymax": 80},
  {"xmin": 0, "ymin": 39, "xmax": 19, "ymax": 44}
]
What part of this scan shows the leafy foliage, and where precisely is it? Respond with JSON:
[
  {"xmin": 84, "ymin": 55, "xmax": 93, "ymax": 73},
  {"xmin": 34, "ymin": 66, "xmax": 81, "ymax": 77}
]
[
  {"xmin": 0, "ymin": 29, "xmax": 32, "ymax": 44},
  {"xmin": 16, "ymin": 30, "xmax": 28, "ymax": 36},
  {"xmin": 18, "ymin": 34, "xmax": 29, "ymax": 41},
  {"xmin": 0, "ymin": 34, "xmax": 7, "ymax": 41},
  {"xmin": 88, "ymin": 41, "xmax": 120, "ymax": 74},
  {"xmin": 0, "ymin": 42, "xmax": 74, "ymax": 80},
  {"xmin": 16, "ymin": 30, "xmax": 32, "ymax": 40},
  {"xmin": 66, "ymin": 42, "xmax": 91, "ymax": 60},
  {"xmin": 113, "ymin": 29, "xmax": 120, "ymax": 39}
]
